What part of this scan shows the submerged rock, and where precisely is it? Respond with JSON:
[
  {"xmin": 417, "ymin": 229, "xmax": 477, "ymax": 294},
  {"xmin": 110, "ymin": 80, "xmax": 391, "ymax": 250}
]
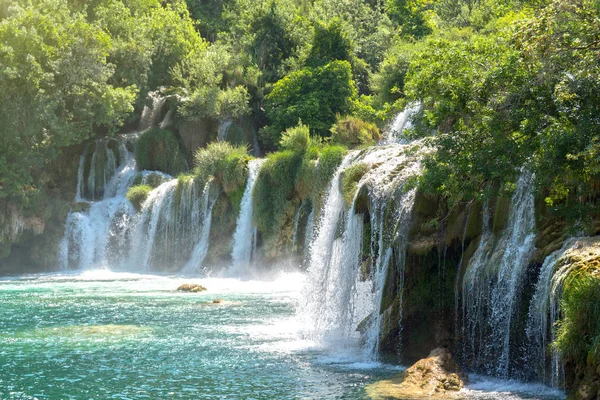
[
  {"xmin": 177, "ymin": 283, "xmax": 207, "ymax": 292},
  {"xmin": 366, "ymin": 347, "xmax": 466, "ymax": 399}
]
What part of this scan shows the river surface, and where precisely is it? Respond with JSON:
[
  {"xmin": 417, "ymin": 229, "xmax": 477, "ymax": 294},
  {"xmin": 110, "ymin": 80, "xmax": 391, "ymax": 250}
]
[{"xmin": 0, "ymin": 270, "xmax": 565, "ymax": 399}]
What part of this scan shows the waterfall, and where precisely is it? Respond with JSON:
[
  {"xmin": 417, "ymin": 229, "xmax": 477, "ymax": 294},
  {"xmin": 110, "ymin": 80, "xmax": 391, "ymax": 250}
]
[
  {"xmin": 61, "ymin": 133, "xmax": 217, "ymax": 273},
  {"xmin": 60, "ymin": 138, "xmax": 139, "ymax": 270},
  {"xmin": 217, "ymin": 119, "xmax": 233, "ymax": 142},
  {"xmin": 526, "ymin": 237, "xmax": 587, "ymax": 387},
  {"xmin": 382, "ymin": 103, "xmax": 422, "ymax": 144},
  {"xmin": 300, "ymin": 143, "xmax": 428, "ymax": 359},
  {"xmin": 139, "ymin": 90, "xmax": 166, "ymax": 131},
  {"xmin": 228, "ymin": 159, "xmax": 265, "ymax": 277},
  {"xmin": 365, "ymin": 189, "xmax": 415, "ymax": 359},
  {"xmin": 461, "ymin": 169, "xmax": 536, "ymax": 377}
]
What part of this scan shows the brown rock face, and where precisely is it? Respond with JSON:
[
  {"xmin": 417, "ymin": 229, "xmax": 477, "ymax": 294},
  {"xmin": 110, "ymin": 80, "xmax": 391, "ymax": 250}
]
[
  {"xmin": 177, "ymin": 283, "xmax": 207, "ymax": 292},
  {"xmin": 366, "ymin": 347, "xmax": 466, "ymax": 399}
]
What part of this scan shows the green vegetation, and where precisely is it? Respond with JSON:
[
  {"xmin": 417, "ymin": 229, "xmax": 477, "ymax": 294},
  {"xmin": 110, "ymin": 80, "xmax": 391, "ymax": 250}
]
[
  {"xmin": 263, "ymin": 60, "xmax": 356, "ymax": 147},
  {"xmin": 253, "ymin": 136, "xmax": 346, "ymax": 257},
  {"xmin": 193, "ymin": 142, "xmax": 251, "ymax": 194},
  {"xmin": 126, "ymin": 185, "xmax": 153, "ymax": 211},
  {"xmin": 331, "ymin": 116, "xmax": 381, "ymax": 148},
  {"xmin": 279, "ymin": 123, "xmax": 311, "ymax": 153},
  {"xmin": 554, "ymin": 274, "xmax": 600, "ymax": 364},
  {"xmin": 341, "ymin": 163, "xmax": 370, "ymax": 206},
  {"xmin": 136, "ymin": 128, "xmax": 188, "ymax": 176},
  {"xmin": 0, "ymin": 0, "xmax": 201, "ymax": 206}
]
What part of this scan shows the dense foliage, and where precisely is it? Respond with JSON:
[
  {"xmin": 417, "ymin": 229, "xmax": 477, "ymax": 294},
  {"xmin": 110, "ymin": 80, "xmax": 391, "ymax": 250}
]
[{"xmin": 2, "ymin": 0, "xmax": 600, "ymax": 252}]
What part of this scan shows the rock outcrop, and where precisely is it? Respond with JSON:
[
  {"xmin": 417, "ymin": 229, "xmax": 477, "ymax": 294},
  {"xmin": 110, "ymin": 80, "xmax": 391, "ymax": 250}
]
[
  {"xmin": 177, "ymin": 283, "xmax": 207, "ymax": 292},
  {"xmin": 366, "ymin": 347, "xmax": 466, "ymax": 399}
]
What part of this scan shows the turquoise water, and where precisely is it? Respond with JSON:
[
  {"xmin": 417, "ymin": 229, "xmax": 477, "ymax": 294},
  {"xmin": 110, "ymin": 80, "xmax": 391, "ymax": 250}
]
[{"xmin": 0, "ymin": 271, "xmax": 565, "ymax": 400}]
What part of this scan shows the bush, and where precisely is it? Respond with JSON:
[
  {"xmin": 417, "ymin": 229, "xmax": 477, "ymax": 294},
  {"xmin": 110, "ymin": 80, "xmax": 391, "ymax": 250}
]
[
  {"xmin": 126, "ymin": 185, "xmax": 153, "ymax": 211},
  {"xmin": 194, "ymin": 141, "xmax": 251, "ymax": 194},
  {"xmin": 331, "ymin": 116, "xmax": 381, "ymax": 148},
  {"xmin": 136, "ymin": 128, "xmax": 188, "ymax": 176},
  {"xmin": 279, "ymin": 123, "xmax": 310, "ymax": 153},
  {"xmin": 341, "ymin": 163, "xmax": 370, "ymax": 205}
]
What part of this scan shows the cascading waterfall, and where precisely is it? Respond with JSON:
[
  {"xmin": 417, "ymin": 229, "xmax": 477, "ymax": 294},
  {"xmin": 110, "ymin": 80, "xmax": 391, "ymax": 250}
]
[
  {"xmin": 382, "ymin": 103, "xmax": 422, "ymax": 144},
  {"xmin": 461, "ymin": 169, "xmax": 537, "ymax": 377},
  {"xmin": 61, "ymin": 135, "xmax": 217, "ymax": 272},
  {"xmin": 61, "ymin": 137, "xmax": 139, "ymax": 270},
  {"xmin": 228, "ymin": 159, "xmax": 265, "ymax": 277},
  {"xmin": 526, "ymin": 237, "xmax": 587, "ymax": 387},
  {"xmin": 301, "ymin": 143, "xmax": 428, "ymax": 360}
]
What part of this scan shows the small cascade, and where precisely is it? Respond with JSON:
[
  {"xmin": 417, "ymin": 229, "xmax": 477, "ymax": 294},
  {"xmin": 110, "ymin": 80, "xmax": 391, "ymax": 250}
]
[
  {"xmin": 228, "ymin": 159, "xmax": 265, "ymax": 277},
  {"xmin": 301, "ymin": 143, "xmax": 428, "ymax": 359},
  {"xmin": 60, "ymin": 138, "xmax": 139, "ymax": 270},
  {"xmin": 181, "ymin": 180, "xmax": 219, "ymax": 274},
  {"xmin": 304, "ymin": 208, "xmax": 315, "ymax": 262},
  {"xmin": 131, "ymin": 177, "xmax": 217, "ymax": 273},
  {"xmin": 61, "ymin": 131, "xmax": 218, "ymax": 273},
  {"xmin": 139, "ymin": 90, "xmax": 166, "ymax": 131},
  {"xmin": 382, "ymin": 103, "xmax": 422, "ymax": 144},
  {"xmin": 217, "ymin": 119, "xmax": 233, "ymax": 142},
  {"xmin": 461, "ymin": 169, "xmax": 537, "ymax": 377},
  {"xmin": 526, "ymin": 237, "xmax": 585, "ymax": 387}
]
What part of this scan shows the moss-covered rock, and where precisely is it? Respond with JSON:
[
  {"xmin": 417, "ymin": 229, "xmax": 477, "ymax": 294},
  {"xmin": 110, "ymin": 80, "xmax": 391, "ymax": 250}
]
[
  {"xmin": 136, "ymin": 128, "xmax": 188, "ymax": 175},
  {"xmin": 126, "ymin": 185, "xmax": 153, "ymax": 212},
  {"xmin": 366, "ymin": 348, "xmax": 466, "ymax": 399}
]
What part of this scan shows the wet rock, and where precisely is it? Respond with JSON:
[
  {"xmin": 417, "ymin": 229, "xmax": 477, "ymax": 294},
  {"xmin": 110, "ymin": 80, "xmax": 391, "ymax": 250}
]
[
  {"xmin": 212, "ymin": 299, "xmax": 223, "ymax": 304},
  {"xmin": 177, "ymin": 283, "xmax": 207, "ymax": 292},
  {"xmin": 366, "ymin": 347, "xmax": 466, "ymax": 399}
]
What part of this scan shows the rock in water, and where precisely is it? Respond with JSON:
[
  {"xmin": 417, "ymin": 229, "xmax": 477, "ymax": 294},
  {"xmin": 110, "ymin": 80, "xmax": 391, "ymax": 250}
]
[
  {"xmin": 366, "ymin": 347, "xmax": 466, "ymax": 399},
  {"xmin": 177, "ymin": 283, "xmax": 207, "ymax": 292}
]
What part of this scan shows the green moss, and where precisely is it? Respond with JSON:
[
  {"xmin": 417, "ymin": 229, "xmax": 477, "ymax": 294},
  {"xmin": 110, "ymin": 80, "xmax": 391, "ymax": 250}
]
[
  {"xmin": 136, "ymin": 128, "xmax": 188, "ymax": 176},
  {"xmin": 253, "ymin": 150, "xmax": 303, "ymax": 240},
  {"xmin": 313, "ymin": 145, "xmax": 346, "ymax": 213},
  {"xmin": 228, "ymin": 185, "xmax": 245, "ymax": 216},
  {"xmin": 492, "ymin": 192, "xmax": 511, "ymax": 235},
  {"xmin": 341, "ymin": 163, "xmax": 370, "ymax": 206},
  {"xmin": 144, "ymin": 172, "xmax": 167, "ymax": 188},
  {"xmin": 465, "ymin": 201, "xmax": 483, "ymax": 240},
  {"xmin": 295, "ymin": 158, "xmax": 317, "ymax": 201},
  {"xmin": 126, "ymin": 185, "xmax": 153, "ymax": 211}
]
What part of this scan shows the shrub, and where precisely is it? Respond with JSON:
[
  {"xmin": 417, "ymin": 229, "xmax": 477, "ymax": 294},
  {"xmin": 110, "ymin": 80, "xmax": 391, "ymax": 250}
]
[
  {"xmin": 331, "ymin": 116, "xmax": 381, "ymax": 148},
  {"xmin": 126, "ymin": 185, "xmax": 153, "ymax": 211},
  {"xmin": 136, "ymin": 128, "xmax": 187, "ymax": 176},
  {"xmin": 194, "ymin": 141, "xmax": 251, "ymax": 194},
  {"xmin": 341, "ymin": 163, "xmax": 370, "ymax": 205},
  {"xmin": 279, "ymin": 123, "xmax": 310, "ymax": 153}
]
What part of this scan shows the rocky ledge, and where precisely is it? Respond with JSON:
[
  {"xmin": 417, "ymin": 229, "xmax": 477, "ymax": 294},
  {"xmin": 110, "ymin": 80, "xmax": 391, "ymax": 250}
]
[{"xmin": 366, "ymin": 347, "xmax": 466, "ymax": 399}]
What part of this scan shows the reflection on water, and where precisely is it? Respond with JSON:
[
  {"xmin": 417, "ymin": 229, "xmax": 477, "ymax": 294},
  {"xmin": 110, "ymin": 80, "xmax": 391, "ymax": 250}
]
[{"xmin": 0, "ymin": 270, "xmax": 565, "ymax": 399}]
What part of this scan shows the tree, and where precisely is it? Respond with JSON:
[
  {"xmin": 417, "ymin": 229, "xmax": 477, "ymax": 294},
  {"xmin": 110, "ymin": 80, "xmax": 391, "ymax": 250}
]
[{"xmin": 263, "ymin": 60, "xmax": 356, "ymax": 146}]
